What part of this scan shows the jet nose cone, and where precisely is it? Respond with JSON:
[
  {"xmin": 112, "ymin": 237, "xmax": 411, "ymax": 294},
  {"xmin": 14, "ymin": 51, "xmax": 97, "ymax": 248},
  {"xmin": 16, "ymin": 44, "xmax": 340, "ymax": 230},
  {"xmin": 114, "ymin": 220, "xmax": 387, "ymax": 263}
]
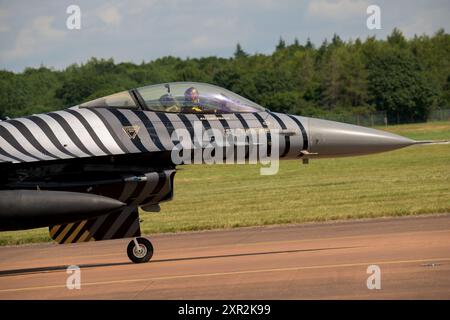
[{"xmin": 309, "ymin": 118, "xmax": 415, "ymax": 157}]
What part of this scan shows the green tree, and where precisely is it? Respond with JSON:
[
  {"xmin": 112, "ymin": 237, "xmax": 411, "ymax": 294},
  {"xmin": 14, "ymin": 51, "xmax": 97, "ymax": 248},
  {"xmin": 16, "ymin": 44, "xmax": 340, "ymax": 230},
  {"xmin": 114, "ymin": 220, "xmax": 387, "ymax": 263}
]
[
  {"xmin": 276, "ymin": 37, "xmax": 286, "ymax": 51},
  {"xmin": 367, "ymin": 47, "xmax": 436, "ymax": 122},
  {"xmin": 234, "ymin": 43, "xmax": 248, "ymax": 59},
  {"xmin": 305, "ymin": 37, "xmax": 314, "ymax": 49},
  {"xmin": 387, "ymin": 28, "xmax": 408, "ymax": 48}
]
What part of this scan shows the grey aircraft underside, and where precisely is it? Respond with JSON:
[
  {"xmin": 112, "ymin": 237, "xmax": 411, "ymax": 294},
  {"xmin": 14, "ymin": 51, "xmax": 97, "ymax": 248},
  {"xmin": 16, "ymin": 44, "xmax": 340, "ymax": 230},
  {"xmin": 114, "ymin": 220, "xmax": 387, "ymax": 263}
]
[{"xmin": 0, "ymin": 82, "xmax": 417, "ymax": 263}]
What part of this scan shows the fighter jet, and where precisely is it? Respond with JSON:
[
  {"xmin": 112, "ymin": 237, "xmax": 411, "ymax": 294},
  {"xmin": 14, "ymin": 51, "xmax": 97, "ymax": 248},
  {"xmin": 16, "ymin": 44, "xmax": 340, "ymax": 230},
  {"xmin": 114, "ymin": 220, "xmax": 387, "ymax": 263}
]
[{"xmin": 0, "ymin": 82, "xmax": 417, "ymax": 263}]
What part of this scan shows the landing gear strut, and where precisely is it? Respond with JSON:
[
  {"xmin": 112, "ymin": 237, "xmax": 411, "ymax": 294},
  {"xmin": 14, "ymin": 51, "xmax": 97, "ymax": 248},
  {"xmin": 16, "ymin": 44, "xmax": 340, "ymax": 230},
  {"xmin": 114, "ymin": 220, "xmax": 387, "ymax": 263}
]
[{"xmin": 127, "ymin": 237, "xmax": 154, "ymax": 263}]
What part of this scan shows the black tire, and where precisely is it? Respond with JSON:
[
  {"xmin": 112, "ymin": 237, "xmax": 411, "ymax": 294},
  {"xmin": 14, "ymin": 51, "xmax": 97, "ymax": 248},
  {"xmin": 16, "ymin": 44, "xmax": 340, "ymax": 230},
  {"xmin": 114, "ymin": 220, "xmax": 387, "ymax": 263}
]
[{"xmin": 127, "ymin": 237, "xmax": 154, "ymax": 263}]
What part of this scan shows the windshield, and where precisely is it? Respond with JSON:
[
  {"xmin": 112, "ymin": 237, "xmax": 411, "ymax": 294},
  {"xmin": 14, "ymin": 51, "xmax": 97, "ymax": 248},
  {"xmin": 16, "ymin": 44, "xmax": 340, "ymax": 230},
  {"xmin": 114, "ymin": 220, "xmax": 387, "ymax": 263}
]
[{"xmin": 136, "ymin": 82, "xmax": 265, "ymax": 114}]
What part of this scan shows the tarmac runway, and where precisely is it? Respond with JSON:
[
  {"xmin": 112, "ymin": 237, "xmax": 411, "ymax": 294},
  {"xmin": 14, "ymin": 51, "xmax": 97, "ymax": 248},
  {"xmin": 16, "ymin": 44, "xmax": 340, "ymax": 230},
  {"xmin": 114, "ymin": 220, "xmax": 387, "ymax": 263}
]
[{"xmin": 0, "ymin": 214, "xmax": 449, "ymax": 299}]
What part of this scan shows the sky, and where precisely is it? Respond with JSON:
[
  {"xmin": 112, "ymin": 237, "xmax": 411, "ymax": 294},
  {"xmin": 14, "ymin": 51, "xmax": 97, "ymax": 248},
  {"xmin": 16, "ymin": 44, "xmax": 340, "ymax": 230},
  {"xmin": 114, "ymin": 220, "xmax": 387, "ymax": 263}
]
[{"xmin": 0, "ymin": 0, "xmax": 449, "ymax": 72}]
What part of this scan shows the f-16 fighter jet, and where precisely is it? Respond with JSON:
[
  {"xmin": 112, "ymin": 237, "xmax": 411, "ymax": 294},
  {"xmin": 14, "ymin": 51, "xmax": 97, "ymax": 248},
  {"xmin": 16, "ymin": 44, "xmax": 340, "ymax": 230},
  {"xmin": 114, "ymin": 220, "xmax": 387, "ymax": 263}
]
[{"xmin": 0, "ymin": 82, "xmax": 417, "ymax": 263}]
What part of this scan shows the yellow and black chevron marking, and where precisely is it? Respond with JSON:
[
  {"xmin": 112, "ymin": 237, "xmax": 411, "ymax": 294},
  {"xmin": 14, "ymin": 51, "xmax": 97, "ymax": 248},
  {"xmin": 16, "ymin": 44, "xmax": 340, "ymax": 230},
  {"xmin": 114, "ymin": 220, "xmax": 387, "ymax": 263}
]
[
  {"xmin": 49, "ymin": 208, "xmax": 140, "ymax": 244},
  {"xmin": 48, "ymin": 169, "xmax": 175, "ymax": 244}
]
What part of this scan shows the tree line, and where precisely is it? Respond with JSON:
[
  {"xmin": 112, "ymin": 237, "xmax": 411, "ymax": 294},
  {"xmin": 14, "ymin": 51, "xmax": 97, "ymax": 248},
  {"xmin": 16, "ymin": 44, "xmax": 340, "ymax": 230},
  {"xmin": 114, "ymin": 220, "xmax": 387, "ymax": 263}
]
[{"xmin": 0, "ymin": 28, "xmax": 449, "ymax": 123}]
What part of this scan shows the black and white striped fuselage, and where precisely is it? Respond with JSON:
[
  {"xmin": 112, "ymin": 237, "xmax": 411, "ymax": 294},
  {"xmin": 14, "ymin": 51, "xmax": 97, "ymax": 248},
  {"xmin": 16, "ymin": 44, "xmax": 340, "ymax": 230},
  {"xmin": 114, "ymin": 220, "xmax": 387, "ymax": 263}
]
[
  {"xmin": 0, "ymin": 107, "xmax": 310, "ymax": 239},
  {"xmin": 0, "ymin": 107, "xmax": 310, "ymax": 165}
]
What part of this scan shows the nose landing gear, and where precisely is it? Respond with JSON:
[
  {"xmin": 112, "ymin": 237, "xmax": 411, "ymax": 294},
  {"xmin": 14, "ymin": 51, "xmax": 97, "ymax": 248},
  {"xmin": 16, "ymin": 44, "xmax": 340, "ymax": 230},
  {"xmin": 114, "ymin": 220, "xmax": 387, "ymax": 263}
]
[{"xmin": 127, "ymin": 237, "xmax": 154, "ymax": 263}]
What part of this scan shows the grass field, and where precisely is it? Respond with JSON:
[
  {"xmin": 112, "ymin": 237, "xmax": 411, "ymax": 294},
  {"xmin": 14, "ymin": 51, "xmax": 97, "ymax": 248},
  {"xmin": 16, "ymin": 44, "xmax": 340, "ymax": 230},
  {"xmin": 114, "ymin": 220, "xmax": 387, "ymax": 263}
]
[{"xmin": 1, "ymin": 121, "xmax": 449, "ymax": 245}]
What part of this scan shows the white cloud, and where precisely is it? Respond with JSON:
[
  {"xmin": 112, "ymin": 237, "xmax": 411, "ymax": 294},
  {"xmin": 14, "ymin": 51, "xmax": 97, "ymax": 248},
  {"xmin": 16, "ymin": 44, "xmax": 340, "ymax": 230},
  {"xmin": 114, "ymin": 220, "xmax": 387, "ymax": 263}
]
[
  {"xmin": 97, "ymin": 6, "xmax": 122, "ymax": 26},
  {"xmin": 307, "ymin": 0, "xmax": 369, "ymax": 21},
  {"xmin": 397, "ymin": 7, "xmax": 449, "ymax": 37},
  {"xmin": 0, "ymin": 16, "xmax": 65, "ymax": 60},
  {"xmin": 191, "ymin": 35, "xmax": 209, "ymax": 46},
  {"xmin": 128, "ymin": 0, "xmax": 160, "ymax": 15},
  {"xmin": 168, "ymin": 15, "xmax": 246, "ymax": 54},
  {"xmin": 0, "ymin": 9, "xmax": 10, "ymax": 32},
  {"xmin": 33, "ymin": 16, "xmax": 64, "ymax": 38},
  {"xmin": 218, "ymin": 0, "xmax": 278, "ymax": 9}
]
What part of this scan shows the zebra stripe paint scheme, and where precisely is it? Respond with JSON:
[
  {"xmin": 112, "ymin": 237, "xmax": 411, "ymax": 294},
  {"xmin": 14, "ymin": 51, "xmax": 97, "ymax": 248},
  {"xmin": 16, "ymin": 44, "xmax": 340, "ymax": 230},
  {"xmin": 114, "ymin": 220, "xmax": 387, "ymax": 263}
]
[{"xmin": 0, "ymin": 109, "xmax": 310, "ymax": 164}]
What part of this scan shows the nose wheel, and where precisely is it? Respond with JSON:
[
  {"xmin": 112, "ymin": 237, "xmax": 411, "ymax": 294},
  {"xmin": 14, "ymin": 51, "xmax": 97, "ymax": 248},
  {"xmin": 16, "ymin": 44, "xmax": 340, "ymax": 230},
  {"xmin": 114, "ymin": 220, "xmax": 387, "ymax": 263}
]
[{"xmin": 127, "ymin": 237, "xmax": 154, "ymax": 263}]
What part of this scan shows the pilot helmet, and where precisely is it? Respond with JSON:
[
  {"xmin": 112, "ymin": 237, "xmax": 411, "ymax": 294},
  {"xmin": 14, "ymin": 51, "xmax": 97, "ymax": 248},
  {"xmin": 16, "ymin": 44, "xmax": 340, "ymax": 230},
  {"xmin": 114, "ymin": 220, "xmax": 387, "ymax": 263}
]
[
  {"xmin": 184, "ymin": 87, "xmax": 200, "ymax": 105},
  {"xmin": 159, "ymin": 94, "xmax": 176, "ymax": 107}
]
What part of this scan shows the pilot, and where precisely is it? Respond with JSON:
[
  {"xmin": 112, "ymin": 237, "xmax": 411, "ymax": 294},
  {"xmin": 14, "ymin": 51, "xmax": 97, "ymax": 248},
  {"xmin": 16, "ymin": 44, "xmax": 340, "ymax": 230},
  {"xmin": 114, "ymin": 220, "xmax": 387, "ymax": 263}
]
[
  {"xmin": 159, "ymin": 94, "xmax": 180, "ymax": 112},
  {"xmin": 182, "ymin": 87, "xmax": 202, "ymax": 113}
]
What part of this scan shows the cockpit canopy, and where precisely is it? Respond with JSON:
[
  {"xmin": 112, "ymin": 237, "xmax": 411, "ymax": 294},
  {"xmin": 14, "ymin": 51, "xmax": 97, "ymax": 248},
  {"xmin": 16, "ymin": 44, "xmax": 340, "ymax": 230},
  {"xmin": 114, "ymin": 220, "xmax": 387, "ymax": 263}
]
[{"xmin": 79, "ymin": 82, "xmax": 265, "ymax": 114}]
